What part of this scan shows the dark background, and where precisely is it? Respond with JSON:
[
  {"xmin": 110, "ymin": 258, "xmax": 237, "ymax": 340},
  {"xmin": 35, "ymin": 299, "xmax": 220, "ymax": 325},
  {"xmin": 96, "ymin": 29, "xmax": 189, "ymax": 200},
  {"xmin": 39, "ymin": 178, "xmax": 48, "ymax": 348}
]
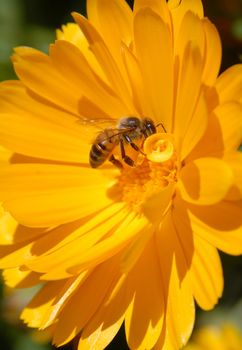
[{"xmin": 0, "ymin": 1, "xmax": 241, "ymax": 349}]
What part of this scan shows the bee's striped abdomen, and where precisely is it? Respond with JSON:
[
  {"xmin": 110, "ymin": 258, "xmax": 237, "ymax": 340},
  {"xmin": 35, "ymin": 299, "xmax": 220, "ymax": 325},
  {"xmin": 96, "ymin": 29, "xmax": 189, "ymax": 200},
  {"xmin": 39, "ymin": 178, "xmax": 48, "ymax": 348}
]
[{"xmin": 89, "ymin": 131, "xmax": 118, "ymax": 168}]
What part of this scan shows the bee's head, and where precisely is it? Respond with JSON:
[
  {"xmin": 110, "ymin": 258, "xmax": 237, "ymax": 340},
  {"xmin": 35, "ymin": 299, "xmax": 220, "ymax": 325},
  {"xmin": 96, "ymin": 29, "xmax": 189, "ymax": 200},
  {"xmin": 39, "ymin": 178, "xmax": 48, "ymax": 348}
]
[{"xmin": 143, "ymin": 118, "xmax": 156, "ymax": 136}]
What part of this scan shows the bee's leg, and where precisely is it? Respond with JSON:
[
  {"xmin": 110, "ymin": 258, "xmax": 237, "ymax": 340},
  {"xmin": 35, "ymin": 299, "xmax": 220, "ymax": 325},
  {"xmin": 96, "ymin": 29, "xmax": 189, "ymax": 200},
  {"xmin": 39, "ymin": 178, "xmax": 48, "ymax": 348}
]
[
  {"xmin": 123, "ymin": 135, "xmax": 145, "ymax": 155},
  {"xmin": 120, "ymin": 139, "xmax": 134, "ymax": 167},
  {"xmin": 109, "ymin": 154, "xmax": 123, "ymax": 169},
  {"xmin": 130, "ymin": 142, "xmax": 146, "ymax": 155}
]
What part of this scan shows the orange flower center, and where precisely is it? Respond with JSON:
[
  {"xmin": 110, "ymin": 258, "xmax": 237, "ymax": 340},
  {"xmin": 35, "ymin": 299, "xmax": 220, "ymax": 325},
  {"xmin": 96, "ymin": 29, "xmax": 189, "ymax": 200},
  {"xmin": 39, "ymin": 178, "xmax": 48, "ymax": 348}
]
[{"xmin": 112, "ymin": 133, "xmax": 178, "ymax": 221}]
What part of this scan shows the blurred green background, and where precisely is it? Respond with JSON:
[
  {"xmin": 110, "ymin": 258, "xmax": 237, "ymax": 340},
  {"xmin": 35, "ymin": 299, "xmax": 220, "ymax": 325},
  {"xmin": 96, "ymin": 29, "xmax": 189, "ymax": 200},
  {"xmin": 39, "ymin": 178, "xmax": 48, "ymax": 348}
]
[{"xmin": 0, "ymin": 0, "xmax": 242, "ymax": 349}]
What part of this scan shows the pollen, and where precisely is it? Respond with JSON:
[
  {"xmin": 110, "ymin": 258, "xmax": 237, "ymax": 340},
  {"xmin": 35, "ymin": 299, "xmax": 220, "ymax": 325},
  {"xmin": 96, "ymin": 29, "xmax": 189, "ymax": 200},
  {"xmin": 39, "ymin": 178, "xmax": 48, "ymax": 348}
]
[{"xmin": 117, "ymin": 133, "xmax": 178, "ymax": 216}]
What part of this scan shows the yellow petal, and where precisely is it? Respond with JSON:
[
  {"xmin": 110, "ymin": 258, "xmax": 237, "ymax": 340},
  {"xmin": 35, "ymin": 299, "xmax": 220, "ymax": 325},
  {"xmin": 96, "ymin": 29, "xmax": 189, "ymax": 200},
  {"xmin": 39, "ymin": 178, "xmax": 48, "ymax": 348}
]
[
  {"xmin": 1, "ymin": 224, "xmax": 47, "ymax": 246},
  {"xmin": 12, "ymin": 47, "xmax": 80, "ymax": 115},
  {"xmin": 30, "ymin": 203, "xmax": 124, "ymax": 258},
  {"xmin": 56, "ymin": 22, "xmax": 85, "ymax": 45},
  {"xmin": 169, "ymin": 0, "xmax": 203, "ymax": 15},
  {"xmin": 215, "ymin": 64, "xmax": 242, "ymax": 104},
  {"xmin": 0, "ymin": 81, "xmax": 77, "ymax": 129},
  {"xmin": 0, "ymin": 204, "xmax": 18, "ymax": 244},
  {"xmin": 22, "ymin": 274, "xmax": 89, "ymax": 330},
  {"xmin": 0, "ymin": 242, "xmax": 33, "ymax": 269},
  {"xmin": 125, "ymin": 237, "xmax": 164, "ymax": 349},
  {"xmin": 167, "ymin": 0, "xmax": 180, "ymax": 7},
  {"xmin": 187, "ymin": 199, "xmax": 242, "ymax": 255},
  {"xmin": 189, "ymin": 235, "xmax": 223, "ymax": 310},
  {"xmin": 0, "ymin": 225, "xmax": 47, "ymax": 265},
  {"xmin": 0, "ymin": 81, "xmax": 92, "ymax": 163},
  {"xmin": 21, "ymin": 281, "xmax": 66, "ymax": 328},
  {"xmin": 120, "ymin": 227, "xmax": 153, "ymax": 273},
  {"xmin": 0, "ymin": 112, "xmax": 91, "ymax": 164},
  {"xmin": 133, "ymin": 7, "xmax": 173, "ymax": 129},
  {"xmin": 169, "ymin": 0, "xmax": 204, "ymax": 45},
  {"xmin": 25, "ymin": 205, "xmax": 128, "ymax": 279},
  {"xmin": 155, "ymin": 213, "xmax": 195, "ymax": 349},
  {"xmin": 50, "ymin": 40, "xmax": 126, "ymax": 118},
  {"xmin": 87, "ymin": 0, "xmax": 132, "ymax": 46},
  {"xmin": 172, "ymin": 200, "xmax": 224, "ymax": 310},
  {"xmin": 173, "ymin": 38, "xmax": 207, "ymax": 159},
  {"xmin": 173, "ymin": 11, "xmax": 207, "ymax": 159},
  {"xmin": 78, "ymin": 318, "xmax": 123, "ymax": 350},
  {"xmin": 0, "ymin": 164, "xmax": 114, "ymax": 227},
  {"xmin": 202, "ymin": 18, "xmax": 222, "ymax": 85},
  {"xmin": 186, "ymin": 102, "xmax": 242, "ymax": 161},
  {"xmin": 79, "ymin": 271, "xmax": 129, "ymax": 349},
  {"xmin": 179, "ymin": 158, "xmax": 234, "ymax": 205},
  {"xmin": 142, "ymin": 182, "xmax": 176, "ymax": 223},
  {"xmin": 68, "ymin": 213, "xmax": 149, "ymax": 276},
  {"xmin": 121, "ymin": 43, "xmax": 152, "ymax": 117},
  {"xmin": 225, "ymin": 152, "xmax": 242, "ymax": 200},
  {"xmin": 134, "ymin": 0, "xmax": 171, "ymax": 26},
  {"xmin": 40, "ymin": 272, "xmax": 88, "ymax": 329},
  {"xmin": 56, "ymin": 22, "xmax": 107, "ymax": 82},
  {"xmin": 87, "ymin": 0, "xmax": 133, "ymax": 86},
  {"xmin": 73, "ymin": 12, "xmax": 135, "ymax": 114},
  {"xmin": 215, "ymin": 102, "xmax": 242, "ymax": 154},
  {"xmin": 179, "ymin": 90, "xmax": 208, "ymax": 160},
  {"xmin": 0, "ymin": 145, "xmax": 12, "ymax": 163},
  {"xmin": 53, "ymin": 258, "xmax": 120, "ymax": 346},
  {"xmin": 175, "ymin": 10, "xmax": 205, "ymax": 59},
  {"xmin": 3, "ymin": 268, "xmax": 41, "ymax": 288}
]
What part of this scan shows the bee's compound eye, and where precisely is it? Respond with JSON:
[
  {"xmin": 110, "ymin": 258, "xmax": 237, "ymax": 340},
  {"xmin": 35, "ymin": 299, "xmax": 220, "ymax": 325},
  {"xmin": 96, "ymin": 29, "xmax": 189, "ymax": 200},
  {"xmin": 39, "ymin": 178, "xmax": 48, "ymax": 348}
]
[{"xmin": 144, "ymin": 119, "xmax": 156, "ymax": 136}]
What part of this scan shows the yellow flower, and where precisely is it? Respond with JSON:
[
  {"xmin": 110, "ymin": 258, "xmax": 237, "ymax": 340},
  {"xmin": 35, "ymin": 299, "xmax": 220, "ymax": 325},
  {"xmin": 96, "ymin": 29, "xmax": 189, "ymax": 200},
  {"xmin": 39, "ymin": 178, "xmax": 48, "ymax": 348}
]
[
  {"xmin": 0, "ymin": 146, "xmax": 18, "ymax": 245},
  {"xmin": 184, "ymin": 323, "xmax": 242, "ymax": 350},
  {"xmin": 0, "ymin": 0, "xmax": 241, "ymax": 349}
]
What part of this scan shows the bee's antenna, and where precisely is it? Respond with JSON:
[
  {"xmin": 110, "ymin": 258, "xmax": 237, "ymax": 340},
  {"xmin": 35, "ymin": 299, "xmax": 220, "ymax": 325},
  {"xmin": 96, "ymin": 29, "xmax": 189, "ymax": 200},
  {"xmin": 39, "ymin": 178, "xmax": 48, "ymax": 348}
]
[{"xmin": 156, "ymin": 122, "xmax": 167, "ymax": 133}]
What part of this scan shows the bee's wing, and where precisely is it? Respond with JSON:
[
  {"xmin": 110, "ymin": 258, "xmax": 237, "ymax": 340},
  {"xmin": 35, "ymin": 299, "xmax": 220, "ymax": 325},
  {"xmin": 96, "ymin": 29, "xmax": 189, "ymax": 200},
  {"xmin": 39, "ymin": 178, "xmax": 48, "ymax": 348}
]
[
  {"xmin": 74, "ymin": 116, "xmax": 118, "ymax": 145},
  {"xmin": 75, "ymin": 117, "xmax": 134, "ymax": 144},
  {"xmin": 76, "ymin": 116, "xmax": 117, "ymax": 131}
]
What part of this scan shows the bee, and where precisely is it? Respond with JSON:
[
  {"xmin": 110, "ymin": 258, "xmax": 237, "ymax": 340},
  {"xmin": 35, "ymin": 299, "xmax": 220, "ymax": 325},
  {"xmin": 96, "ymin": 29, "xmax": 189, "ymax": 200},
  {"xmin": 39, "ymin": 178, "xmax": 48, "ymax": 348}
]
[{"xmin": 89, "ymin": 116, "xmax": 164, "ymax": 168}]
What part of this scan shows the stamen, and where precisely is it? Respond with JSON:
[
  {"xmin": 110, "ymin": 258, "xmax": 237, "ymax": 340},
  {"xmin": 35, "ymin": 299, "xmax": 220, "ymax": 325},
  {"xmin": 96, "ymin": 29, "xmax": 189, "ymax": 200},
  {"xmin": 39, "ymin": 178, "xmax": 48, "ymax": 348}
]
[
  {"xmin": 113, "ymin": 133, "xmax": 178, "ymax": 219},
  {"xmin": 143, "ymin": 133, "xmax": 175, "ymax": 163}
]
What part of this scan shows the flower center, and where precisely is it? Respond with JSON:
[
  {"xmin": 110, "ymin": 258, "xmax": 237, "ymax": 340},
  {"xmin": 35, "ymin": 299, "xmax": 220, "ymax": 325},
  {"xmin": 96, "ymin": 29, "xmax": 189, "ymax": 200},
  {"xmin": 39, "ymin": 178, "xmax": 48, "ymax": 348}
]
[{"xmin": 114, "ymin": 133, "xmax": 178, "ymax": 221}]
